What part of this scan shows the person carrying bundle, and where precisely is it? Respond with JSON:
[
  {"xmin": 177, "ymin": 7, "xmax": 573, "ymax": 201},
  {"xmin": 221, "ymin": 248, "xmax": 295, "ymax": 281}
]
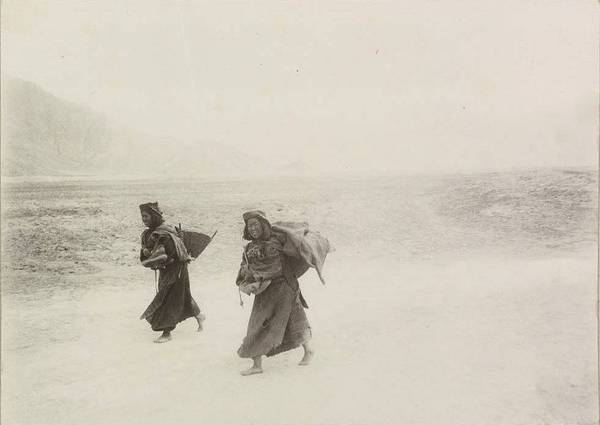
[
  {"xmin": 236, "ymin": 210, "xmax": 331, "ymax": 376},
  {"xmin": 138, "ymin": 202, "xmax": 206, "ymax": 343}
]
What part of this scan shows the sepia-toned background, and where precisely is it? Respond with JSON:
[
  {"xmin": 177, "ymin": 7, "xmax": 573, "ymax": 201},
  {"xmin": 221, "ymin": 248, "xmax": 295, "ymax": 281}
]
[{"xmin": 1, "ymin": 1, "xmax": 598, "ymax": 424}]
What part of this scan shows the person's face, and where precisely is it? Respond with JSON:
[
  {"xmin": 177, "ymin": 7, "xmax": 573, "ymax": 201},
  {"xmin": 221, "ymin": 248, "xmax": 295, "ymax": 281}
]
[
  {"xmin": 247, "ymin": 218, "xmax": 263, "ymax": 239},
  {"xmin": 141, "ymin": 211, "xmax": 153, "ymax": 227}
]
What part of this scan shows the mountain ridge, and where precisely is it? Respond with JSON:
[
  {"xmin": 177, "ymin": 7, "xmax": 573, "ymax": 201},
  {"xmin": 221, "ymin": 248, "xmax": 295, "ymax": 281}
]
[{"xmin": 1, "ymin": 77, "xmax": 278, "ymax": 178}]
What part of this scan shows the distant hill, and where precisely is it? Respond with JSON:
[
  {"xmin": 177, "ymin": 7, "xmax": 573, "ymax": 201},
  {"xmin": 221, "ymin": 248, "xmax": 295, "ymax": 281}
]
[{"xmin": 1, "ymin": 77, "xmax": 271, "ymax": 178}]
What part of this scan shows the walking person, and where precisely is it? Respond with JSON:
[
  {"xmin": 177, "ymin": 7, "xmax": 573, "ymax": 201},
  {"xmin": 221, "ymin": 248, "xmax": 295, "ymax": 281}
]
[
  {"xmin": 236, "ymin": 210, "xmax": 330, "ymax": 375},
  {"xmin": 139, "ymin": 202, "xmax": 205, "ymax": 343}
]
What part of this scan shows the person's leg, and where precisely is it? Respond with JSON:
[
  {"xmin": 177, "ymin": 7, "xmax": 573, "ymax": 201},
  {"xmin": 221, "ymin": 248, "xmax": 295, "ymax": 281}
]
[
  {"xmin": 241, "ymin": 356, "xmax": 263, "ymax": 376},
  {"xmin": 190, "ymin": 298, "xmax": 205, "ymax": 331},
  {"xmin": 195, "ymin": 312, "xmax": 206, "ymax": 331},
  {"xmin": 299, "ymin": 341, "xmax": 315, "ymax": 366},
  {"xmin": 154, "ymin": 327, "xmax": 174, "ymax": 343}
]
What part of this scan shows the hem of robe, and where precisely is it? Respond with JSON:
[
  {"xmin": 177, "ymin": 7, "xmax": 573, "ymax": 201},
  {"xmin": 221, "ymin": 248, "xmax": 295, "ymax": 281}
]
[{"xmin": 237, "ymin": 280, "xmax": 311, "ymax": 359}]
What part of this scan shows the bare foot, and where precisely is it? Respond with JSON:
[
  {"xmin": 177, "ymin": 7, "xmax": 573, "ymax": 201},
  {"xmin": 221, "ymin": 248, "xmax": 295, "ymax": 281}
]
[
  {"xmin": 154, "ymin": 334, "xmax": 172, "ymax": 344},
  {"xmin": 196, "ymin": 314, "xmax": 206, "ymax": 332},
  {"xmin": 298, "ymin": 350, "xmax": 315, "ymax": 366},
  {"xmin": 240, "ymin": 366, "xmax": 263, "ymax": 376}
]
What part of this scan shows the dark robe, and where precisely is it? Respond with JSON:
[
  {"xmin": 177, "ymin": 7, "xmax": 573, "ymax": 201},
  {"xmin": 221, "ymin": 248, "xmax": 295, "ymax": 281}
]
[
  {"xmin": 139, "ymin": 227, "xmax": 200, "ymax": 332},
  {"xmin": 236, "ymin": 232, "xmax": 311, "ymax": 358}
]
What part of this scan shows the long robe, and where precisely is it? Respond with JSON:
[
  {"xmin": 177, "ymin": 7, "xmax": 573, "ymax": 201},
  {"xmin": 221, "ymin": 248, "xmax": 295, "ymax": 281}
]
[
  {"xmin": 139, "ymin": 225, "xmax": 200, "ymax": 332},
  {"xmin": 236, "ymin": 232, "xmax": 312, "ymax": 358}
]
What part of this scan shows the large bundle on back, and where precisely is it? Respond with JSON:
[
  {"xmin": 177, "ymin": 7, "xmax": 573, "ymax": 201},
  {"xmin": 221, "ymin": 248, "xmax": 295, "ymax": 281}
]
[
  {"xmin": 181, "ymin": 230, "xmax": 216, "ymax": 259},
  {"xmin": 141, "ymin": 224, "xmax": 216, "ymax": 270},
  {"xmin": 272, "ymin": 221, "xmax": 331, "ymax": 284}
]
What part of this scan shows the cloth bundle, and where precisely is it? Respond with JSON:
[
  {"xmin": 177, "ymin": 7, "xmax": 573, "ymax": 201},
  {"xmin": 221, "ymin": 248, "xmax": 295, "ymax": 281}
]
[{"xmin": 272, "ymin": 221, "xmax": 331, "ymax": 285}]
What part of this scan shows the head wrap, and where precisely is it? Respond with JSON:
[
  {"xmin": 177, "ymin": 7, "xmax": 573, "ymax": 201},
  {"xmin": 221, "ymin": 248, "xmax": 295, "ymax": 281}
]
[
  {"xmin": 139, "ymin": 202, "xmax": 164, "ymax": 229},
  {"xmin": 242, "ymin": 210, "xmax": 271, "ymax": 240},
  {"xmin": 139, "ymin": 202, "xmax": 163, "ymax": 217}
]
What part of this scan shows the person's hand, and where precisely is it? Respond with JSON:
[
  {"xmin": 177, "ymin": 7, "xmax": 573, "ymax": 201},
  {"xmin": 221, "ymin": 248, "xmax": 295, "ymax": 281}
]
[{"xmin": 142, "ymin": 248, "xmax": 151, "ymax": 257}]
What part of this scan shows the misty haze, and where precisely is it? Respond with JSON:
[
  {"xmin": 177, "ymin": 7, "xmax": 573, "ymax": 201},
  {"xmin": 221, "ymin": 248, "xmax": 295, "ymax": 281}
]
[{"xmin": 1, "ymin": 2, "xmax": 598, "ymax": 425}]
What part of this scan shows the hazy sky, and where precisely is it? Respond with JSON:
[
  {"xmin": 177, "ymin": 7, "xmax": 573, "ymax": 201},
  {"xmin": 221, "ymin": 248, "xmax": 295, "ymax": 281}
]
[{"xmin": 2, "ymin": 1, "xmax": 598, "ymax": 174}]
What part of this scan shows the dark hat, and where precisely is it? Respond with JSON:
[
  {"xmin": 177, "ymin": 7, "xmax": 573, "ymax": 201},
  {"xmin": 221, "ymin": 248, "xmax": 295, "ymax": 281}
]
[
  {"xmin": 243, "ymin": 210, "xmax": 268, "ymax": 224},
  {"xmin": 139, "ymin": 202, "xmax": 163, "ymax": 217}
]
